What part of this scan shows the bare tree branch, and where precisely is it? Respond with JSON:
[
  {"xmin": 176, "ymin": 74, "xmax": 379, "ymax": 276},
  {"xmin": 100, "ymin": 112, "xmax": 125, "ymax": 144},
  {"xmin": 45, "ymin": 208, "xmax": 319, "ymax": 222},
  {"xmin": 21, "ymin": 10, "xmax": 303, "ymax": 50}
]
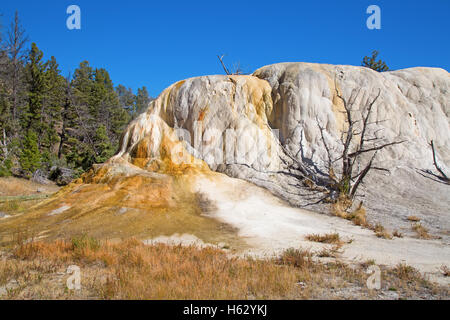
[
  {"xmin": 316, "ymin": 116, "xmax": 333, "ymax": 171},
  {"xmin": 217, "ymin": 55, "xmax": 231, "ymax": 75},
  {"xmin": 348, "ymin": 140, "xmax": 405, "ymax": 158},
  {"xmin": 349, "ymin": 151, "xmax": 377, "ymax": 198},
  {"xmin": 430, "ymin": 140, "xmax": 449, "ymax": 183}
]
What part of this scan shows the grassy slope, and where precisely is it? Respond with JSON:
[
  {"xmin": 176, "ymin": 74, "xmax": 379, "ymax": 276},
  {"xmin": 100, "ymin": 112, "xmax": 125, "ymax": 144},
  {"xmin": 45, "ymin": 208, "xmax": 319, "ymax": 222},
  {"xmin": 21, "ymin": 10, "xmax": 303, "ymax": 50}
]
[
  {"xmin": 0, "ymin": 238, "xmax": 448, "ymax": 300},
  {"xmin": 0, "ymin": 172, "xmax": 242, "ymax": 250}
]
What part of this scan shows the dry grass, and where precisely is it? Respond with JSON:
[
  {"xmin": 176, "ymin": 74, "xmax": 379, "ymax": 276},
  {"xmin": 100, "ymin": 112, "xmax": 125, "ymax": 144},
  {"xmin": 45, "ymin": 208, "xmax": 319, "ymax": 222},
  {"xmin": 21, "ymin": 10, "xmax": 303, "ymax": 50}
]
[
  {"xmin": 376, "ymin": 263, "xmax": 441, "ymax": 295},
  {"xmin": 359, "ymin": 259, "xmax": 376, "ymax": 269},
  {"xmin": 0, "ymin": 199, "xmax": 44, "ymax": 216},
  {"xmin": 0, "ymin": 200, "xmax": 20, "ymax": 213},
  {"xmin": 372, "ymin": 224, "xmax": 393, "ymax": 240},
  {"xmin": 331, "ymin": 195, "xmax": 352, "ymax": 218},
  {"xmin": 407, "ymin": 216, "xmax": 421, "ymax": 222},
  {"xmin": 7, "ymin": 238, "xmax": 302, "ymax": 299},
  {"xmin": 0, "ymin": 177, "xmax": 59, "ymax": 197},
  {"xmin": 440, "ymin": 265, "xmax": 449, "ymax": 277},
  {"xmin": 0, "ymin": 177, "xmax": 59, "ymax": 217},
  {"xmin": 0, "ymin": 239, "xmax": 448, "ymax": 300},
  {"xmin": 305, "ymin": 233, "xmax": 341, "ymax": 244},
  {"xmin": 332, "ymin": 198, "xmax": 368, "ymax": 227},
  {"xmin": 392, "ymin": 263, "xmax": 421, "ymax": 281},
  {"xmin": 331, "ymin": 198, "xmax": 397, "ymax": 240},
  {"xmin": 392, "ymin": 230, "xmax": 403, "ymax": 238},
  {"xmin": 412, "ymin": 223, "xmax": 431, "ymax": 239},
  {"xmin": 316, "ymin": 245, "xmax": 342, "ymax": 258}
]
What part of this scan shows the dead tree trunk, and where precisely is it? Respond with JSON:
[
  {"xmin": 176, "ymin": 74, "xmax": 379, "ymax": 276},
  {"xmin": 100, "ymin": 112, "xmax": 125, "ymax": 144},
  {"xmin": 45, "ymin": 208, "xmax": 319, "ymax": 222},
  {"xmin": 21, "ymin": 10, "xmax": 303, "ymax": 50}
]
[
  {"xmin": 282, "ymin": 77, "xmax": 405, "ymax": 207},
  {"xmin": 330, "ymin": 80, "xmax": 404, "ymax": 201},
  {"xmin": 429, "ymin": 140, "xmax": 449, "ymax": 183}
]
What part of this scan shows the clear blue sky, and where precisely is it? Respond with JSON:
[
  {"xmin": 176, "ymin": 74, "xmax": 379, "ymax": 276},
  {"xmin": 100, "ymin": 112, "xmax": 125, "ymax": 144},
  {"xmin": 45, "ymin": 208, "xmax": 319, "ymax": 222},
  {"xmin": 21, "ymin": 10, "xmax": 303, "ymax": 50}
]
[{"xmin": 1, "ymin": 0, "xmax": 449, "ymax": 97}]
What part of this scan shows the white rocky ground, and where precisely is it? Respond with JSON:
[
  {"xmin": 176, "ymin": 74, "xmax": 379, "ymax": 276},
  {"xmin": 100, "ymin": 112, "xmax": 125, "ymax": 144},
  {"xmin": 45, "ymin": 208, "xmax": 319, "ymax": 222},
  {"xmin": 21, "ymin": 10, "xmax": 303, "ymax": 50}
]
[{"xmin": 192, "ymin": 173, "xmax": 450, "ymax": 286}]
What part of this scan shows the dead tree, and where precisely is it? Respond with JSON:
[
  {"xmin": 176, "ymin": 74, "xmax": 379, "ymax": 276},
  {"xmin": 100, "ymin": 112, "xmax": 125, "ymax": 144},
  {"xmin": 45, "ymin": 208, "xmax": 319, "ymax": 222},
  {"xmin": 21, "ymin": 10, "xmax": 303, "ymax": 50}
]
[
  {"xmin": 217, "ymin": 55, "xmax": 243, "ymax": 75},
  {"xmin": 0, "ymin": 128, "xmax": 8, "ymax": 160},
  {"xmin": 429, "ymin": 140, "xmax": 449, "ymax": 184},
  {"xmin": 230, "ymin": 75, "xmax": 405, "ymax": 208},
  {"xmin": 276, "ymin": 78, "xmax": 404, "ymax": 207},
  {"xmin": 316, "ymin": 79, "xmax": 404, "ymax": 201},
  {"xmin": 7, "ymin": 11, "xmax": 28, "ymax": 127}
]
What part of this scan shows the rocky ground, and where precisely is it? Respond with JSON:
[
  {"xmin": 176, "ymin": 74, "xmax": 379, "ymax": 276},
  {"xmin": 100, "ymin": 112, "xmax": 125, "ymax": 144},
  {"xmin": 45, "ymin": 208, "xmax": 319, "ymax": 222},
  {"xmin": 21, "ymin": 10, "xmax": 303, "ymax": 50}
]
[{"xmin": 192, "ymin": 172, "xmax": 450, "ymax": 286}]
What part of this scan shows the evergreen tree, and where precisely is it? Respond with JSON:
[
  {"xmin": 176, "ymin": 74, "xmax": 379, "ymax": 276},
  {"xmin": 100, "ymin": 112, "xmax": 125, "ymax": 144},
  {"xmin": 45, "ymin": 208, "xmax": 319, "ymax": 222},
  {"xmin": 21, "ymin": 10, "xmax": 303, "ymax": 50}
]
[
  {"xmin": 135, "ymin": 86, "xmax": 151, "ymax": 115},
  {"xmin": 19, "ymin": 129, "xmax": 41, "ymax": 176},
  {"xmin": 24, "ymin": 43, "xmax": 47, "ymax": 137},
  {"xmin": 0, "ymin": 11, "xmax": 28, "ymax": 175},
  {"xmin": 68, "ymin": 61, "xmax": 97, "ymax": 168},
  {"xmin": 362, "ymin": 50, "xmax": 389, "ymax": 72},
  {"xmin": 0, "ymin": 16, "xmax": 147, "ymax": 179},
  {"xmin": 72, "ymin": 61, "xmax": 94, "ymax": 95},
  {"xmin": 116, "ymin": 84, "xmax": 136, "ymax": 114},
  {"xmin": 94, "ymin": 124, "xmax": 115, "ymax": 163},
  {"xmin": 92, "ymin": 68, "xmax": 130, "ymax": 141},
  {"xmin": 92, "ymin": 68, "xmax": 115, "ymax": 119},
  {"xmin": 43, "ymin": 56, "xmax": 65, "ymax": 155}
]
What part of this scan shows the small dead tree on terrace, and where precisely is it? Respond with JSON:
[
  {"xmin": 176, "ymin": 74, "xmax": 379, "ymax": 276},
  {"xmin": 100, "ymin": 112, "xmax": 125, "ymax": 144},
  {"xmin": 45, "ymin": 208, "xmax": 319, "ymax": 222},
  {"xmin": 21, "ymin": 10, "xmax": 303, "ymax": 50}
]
[
  {"xmin": 217, "ymin": 54, "xmax": 244, "ymax": 75},
  {"xmin": 315, "ymin": 78, "xmax": 405, "ymax": 205},
  {"xmin": 231, "ymin": 73, "xmax": 405, "ymax": 209}
]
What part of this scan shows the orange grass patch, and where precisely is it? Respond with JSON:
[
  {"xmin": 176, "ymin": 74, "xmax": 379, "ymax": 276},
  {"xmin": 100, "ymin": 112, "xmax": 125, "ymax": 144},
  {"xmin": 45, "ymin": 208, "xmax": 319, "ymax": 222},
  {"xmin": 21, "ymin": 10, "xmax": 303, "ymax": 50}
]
[{"xmin": 1, "ymin": 239, "xmax": 448, "ymax": 300}]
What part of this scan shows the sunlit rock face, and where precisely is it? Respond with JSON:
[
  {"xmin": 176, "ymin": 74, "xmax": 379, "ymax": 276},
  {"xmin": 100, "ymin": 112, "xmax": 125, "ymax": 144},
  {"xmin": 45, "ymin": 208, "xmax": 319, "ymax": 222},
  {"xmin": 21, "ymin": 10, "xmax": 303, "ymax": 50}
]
[
  {"xmin": 251, "ymin": 64, "xmax": 450, "ymax": 230},
  {"xmin": 253, "ymin": 62, "xmax": 450, "ymax": 171},
  {"xmin": 111, "ymin": 75, "xmax": 284, "ymax": 175},
  {"xmin": 110, "ymin": 63, "xmax": 449, "ymax": 208}
]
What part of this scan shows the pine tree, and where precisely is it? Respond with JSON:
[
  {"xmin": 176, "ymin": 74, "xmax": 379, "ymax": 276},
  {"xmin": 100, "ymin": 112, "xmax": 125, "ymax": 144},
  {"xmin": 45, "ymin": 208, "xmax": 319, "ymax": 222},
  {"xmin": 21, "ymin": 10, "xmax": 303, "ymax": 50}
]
[
  {"xmin": 72, "ymin": 61, "xmax": 94, "ymax": 105},
  {"xmin": 69, "ymin": 61, "xmax": 97, "ymax": 169},
  {"xmin": 135, "ymin": 86, "xmax": 151, "ymax": 115},
  {"xmin": 19, "ymin": 129, "xmax": 41, "ymax": 177},
  {"xmin": 116, "ymin": 84, "xmax": 136, "ymax": 114},
  {"xmin": 94, "ymin": 124, "xmax": 115, "ymax": 163},
  {"xmin": 66, "ymin": 63, "xmax": 131, "ymax": 169},
  {"xmin": 0, "ymin": 21, "xmax": 147, "ymax": 178},
  {"xmin": 43, "ymin": 56, "xmax": 65, "ymax": 155},
  {"xmin": 24, "ymin": 43, "xmax": 47, "ymax": 134},
  {"xmin": 92, "ymin": 68, "xmax": 130, "ymax": 144},
  {"xmin": 362, "ymin": 50, "xmax": 389, "ymax": 72}
]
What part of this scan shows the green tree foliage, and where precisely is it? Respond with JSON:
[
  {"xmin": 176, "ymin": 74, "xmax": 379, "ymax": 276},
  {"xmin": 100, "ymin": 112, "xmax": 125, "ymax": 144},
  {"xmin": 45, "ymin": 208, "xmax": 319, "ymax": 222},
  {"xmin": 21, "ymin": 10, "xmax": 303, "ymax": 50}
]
[
  {"xmin": 43, "ymin": 56, "xmax": 65, "ymax": 152},
  {"xmin": 0, "ymin": 11, "xmax": 146, "ymax": 180},
  {"xmin": 19, "ymin": 129, "xmax": 41, "ymax": 177},
  {"xmin": 135, "ymin": 86, "xmax": 151, "ymax": 115},
  {"xmin": 362, "ymin": 50, "xmax": 389, "ymax": 72},
  {"xmin": 24, "ymin": 43, "xmax": 46, "ymax": 133},
  {"xmin": 64, "ymin": 62, "xmax": 132, "ymax": 169},
  {"xmin": 94, "ymin": 124, "xmax": 115, "ymax": 163},
  {"xmin": 0, "ymin": 11, "xmax": 28, "ymax": 174},
  {"xmin": 116, "ymin": 84, "xmax": 136, "ymax": 114}
]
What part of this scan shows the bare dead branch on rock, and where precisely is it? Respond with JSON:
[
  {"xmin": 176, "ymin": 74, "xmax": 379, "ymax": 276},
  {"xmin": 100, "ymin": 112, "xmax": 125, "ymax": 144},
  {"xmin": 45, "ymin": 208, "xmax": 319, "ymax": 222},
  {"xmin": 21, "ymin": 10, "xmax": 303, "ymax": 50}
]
[{"xmin": 429, "ymin": 140, "xmax": 449, "ymax": 184}]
